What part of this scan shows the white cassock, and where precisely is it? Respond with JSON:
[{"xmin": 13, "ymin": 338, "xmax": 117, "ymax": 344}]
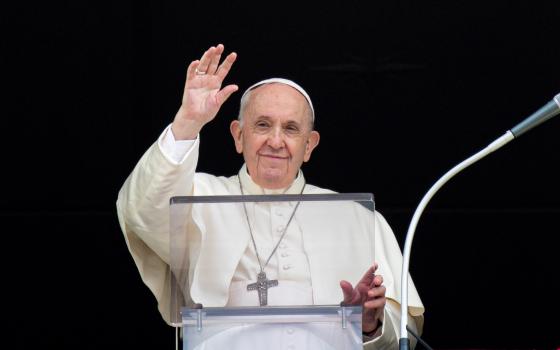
[{"xmin": 116, "ymin": 126, "xmax": 425, "ymax": 349}]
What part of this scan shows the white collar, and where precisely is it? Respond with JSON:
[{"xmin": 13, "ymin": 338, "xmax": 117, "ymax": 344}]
[{"xmin": 238, "ymin": 164, "xmax": 306, "ymax": 195}]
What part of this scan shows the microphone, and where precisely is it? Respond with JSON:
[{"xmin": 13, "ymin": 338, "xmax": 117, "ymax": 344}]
[
  {"xmin": 511, "ymin": 93, "xmax": 560, "ymax": 137},
  {"xmin": 399, "ymin": 93, "xmax": 560, "ymax": 350}
]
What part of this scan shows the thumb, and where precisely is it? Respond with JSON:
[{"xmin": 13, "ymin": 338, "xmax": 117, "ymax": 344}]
[
  {"xmin": 215, "ymin": 84, "xmax": 239, "ymax": 107},
  {"xmin": 340, "ymin": 280, "xmax": 357, "ymax": 305}
]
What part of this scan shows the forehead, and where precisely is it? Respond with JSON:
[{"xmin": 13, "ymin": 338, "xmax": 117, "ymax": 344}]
[{"xmin": 245, "ymin": 84, "xmax": 311, "ymax": 124}]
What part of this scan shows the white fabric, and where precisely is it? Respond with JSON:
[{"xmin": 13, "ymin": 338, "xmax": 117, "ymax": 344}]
[
  {"xmin": 117, "ymin": 125, "xmax": 425, "ymax": 349},
  {"xmin": 161, "ymin": 126, "xmax": 314, "ymax": 303},
  {"xmin": 233, "ymin": 164, "xmax": 312, "ymax": 290},
  {"xmin": 227, "ymin": 280, "xmax": 313, "ymax": 307},
  {"xmin": 161, "ymin": 126, "xmax": 196, "ymax": 164}
]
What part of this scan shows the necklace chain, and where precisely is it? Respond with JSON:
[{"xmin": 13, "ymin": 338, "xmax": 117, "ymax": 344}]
[{"xmin": 238, "ymin": 175, "xmax": 305, "ymax": 274}]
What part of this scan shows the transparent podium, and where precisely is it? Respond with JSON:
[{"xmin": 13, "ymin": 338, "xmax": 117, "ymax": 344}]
[{"xmin": 169, "ymin": 193, "xmax": 376, "ymax": 350}]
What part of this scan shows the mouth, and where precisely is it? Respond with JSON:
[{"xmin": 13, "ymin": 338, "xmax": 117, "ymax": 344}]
[{"xmin": 259, "ymin": 153, "xmax": 289, "ymax": 160}]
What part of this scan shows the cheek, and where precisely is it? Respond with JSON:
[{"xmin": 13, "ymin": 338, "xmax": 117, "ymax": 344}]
[
  {"xmin": 244, "ymin": 135, "xmax": 265, "ymax": 154},
  {"xmin": 288, "ymin": 140, "xmax": 307, "ymax": 160}
]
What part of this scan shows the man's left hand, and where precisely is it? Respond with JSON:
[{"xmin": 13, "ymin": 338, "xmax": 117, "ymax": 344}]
[{"xmin": 340, "ymin": 263, "xmax": 386, "ymax": 335}]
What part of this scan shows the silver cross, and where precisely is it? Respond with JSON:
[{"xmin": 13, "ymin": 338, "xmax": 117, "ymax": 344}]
[{"xmin": 247, "ymin": 271, "xmax": 278, "ymax": 306}]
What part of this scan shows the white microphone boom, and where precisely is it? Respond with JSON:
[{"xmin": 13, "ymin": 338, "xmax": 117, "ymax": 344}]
[{"xmin": 398, "ymin": 93, "xmax": 560, "ymax": 350}]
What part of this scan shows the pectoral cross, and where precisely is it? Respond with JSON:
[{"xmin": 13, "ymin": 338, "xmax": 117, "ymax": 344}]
[{"xmin": 247, "ymin": 271, "xmax": 278, "ymax": 306}]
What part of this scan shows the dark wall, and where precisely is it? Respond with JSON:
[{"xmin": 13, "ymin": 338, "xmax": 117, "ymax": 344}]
[{"xmin": 4, "ymin": 1, "xmax": 560, "ymax": 349}]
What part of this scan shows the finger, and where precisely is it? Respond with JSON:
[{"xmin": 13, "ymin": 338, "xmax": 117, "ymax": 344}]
[
  {"xmin": 340, "ymin": 280, "xmax": 353, "ymax": 303},
  {"xmin": 364, "ymin": 296, "xmax": 386, "ymax": 310},
  {"xmin": 373, "ymin": 274, "xmax": 383, "ymax": 287},
  {"xmin": 367, "ymin": 285, "xmax": 386, "ymax": 299},
  {"xmin": 215, "ymin": 84, "xmax": 239, "ymax": 107},
  {"xmin": 207, "ymin": 44, "xmax": 224, "ymax": 75},
  {"xmin": 216, "ymin": 52, "xmax": 237, "ymax": 81},
  {"xmin": 197, "ymin": 46, "xmax": 215, "ymax": 74},
  {"xmin": 340, "ymin": 280, "xmax": 359, "ymax": 305},
  {"xmin": 356, "ymin": 282, "xmax": 372, "ymax": 297},
  {"xmin": 358, "ymin": 263, "xmax": 379, "ymax": 286},
  {"xmin": 186, "ymin": 60, "xmax": 200, "ymax": 81}
]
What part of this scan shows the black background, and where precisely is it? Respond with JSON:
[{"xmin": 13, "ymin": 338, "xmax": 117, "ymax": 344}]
[{"xmin": 3, "ymin": 1, "xmax": 560, "ymax": 349}]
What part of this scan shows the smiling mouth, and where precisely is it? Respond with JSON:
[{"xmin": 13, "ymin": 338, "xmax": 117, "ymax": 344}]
[{"xmin": 259, "ymin": 154, "xmax": 288, "ymax": 160}]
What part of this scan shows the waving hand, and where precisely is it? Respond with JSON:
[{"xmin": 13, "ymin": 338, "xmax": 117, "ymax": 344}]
[{"xmin": 172, "ymin": 44, "xmax": 238, "ymax": 140}]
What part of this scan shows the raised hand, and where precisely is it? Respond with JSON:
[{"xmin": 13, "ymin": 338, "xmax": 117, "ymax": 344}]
[
  {"xmin": 340, "ymin": 263, "xmax": 386, "ymax": 335},
  {"xmin": 171, "ymin": 44, "xmax": 238, "ymax": 140}
]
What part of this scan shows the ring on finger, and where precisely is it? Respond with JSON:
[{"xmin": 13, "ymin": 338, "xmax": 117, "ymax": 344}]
[{"xmin": 195, "ymin": 68, "xmax": 206, "ymax": 75}]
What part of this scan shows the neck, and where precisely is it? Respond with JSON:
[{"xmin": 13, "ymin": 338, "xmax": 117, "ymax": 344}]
[
  {"xmin": 238, "ymin": 164, "xmax": 305, "ymax": 195},
  {"xmin": 249, "ymin": 172, "xmax": 295, "ymax": 191}
]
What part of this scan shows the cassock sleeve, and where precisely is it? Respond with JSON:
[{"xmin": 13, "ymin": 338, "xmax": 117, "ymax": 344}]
[
  {"xmin": 116, "ymin": 127, "xmax": 200, "ymax": 324},
  {"xmin": 362, "ymin": 211, "xmax": 425, "ymax": 349},
  {"xmin": 363, "ymin": 299, "xmax": 423, "ymax": 349}
]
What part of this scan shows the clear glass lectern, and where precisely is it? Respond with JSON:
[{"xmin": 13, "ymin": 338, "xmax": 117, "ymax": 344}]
[{"xmin": 169, "ymin": 193, "xmax": 376, "ymax": 350}]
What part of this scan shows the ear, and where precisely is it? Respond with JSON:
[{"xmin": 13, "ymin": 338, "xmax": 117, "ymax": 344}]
[
  {"xmin": 303, "ymin": 130, "xmax": 320, "ymax": 162},
  {"xmin": 230, "ymin": 120, "xmax": 243, "ymax": 154}
]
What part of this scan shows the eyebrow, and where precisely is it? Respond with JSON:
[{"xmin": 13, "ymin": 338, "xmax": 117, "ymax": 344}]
[{"xmin": 253, "ymin": 115, "xmax": 302, "ymax": 125}]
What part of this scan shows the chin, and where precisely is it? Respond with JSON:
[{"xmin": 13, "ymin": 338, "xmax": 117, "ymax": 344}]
[{"xmin": 259, "ymin": 168, "xmax": 291, "ymax": 188}]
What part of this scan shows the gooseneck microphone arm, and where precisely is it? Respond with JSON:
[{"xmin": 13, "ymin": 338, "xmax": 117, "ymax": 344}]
[
  {"xmin": 398, "ymin": 131, "xmax": 514, "ymax": 350},
  {"xmin": 398, "ymin": 93, "xmax": 560, "ymax": 350}
]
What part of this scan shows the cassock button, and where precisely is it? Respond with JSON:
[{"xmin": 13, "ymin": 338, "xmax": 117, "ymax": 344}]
[
  {"xmin": 277, "ymin": 226, "xmax": 285, "ymax": 233},
  {"xmin": 286, "ymin": 328, "xmax": 295, "ymax": 334},
  {"xmin": 281, "ymin": 252, "xmax": 289, "ymax": 258},
  {"xmin": 279, "ymin": 243, "xmax": 287, "ymax": 249},
  {"xmin": 282, "ymin": 264, "xmax": 291, "ymax": 270}
]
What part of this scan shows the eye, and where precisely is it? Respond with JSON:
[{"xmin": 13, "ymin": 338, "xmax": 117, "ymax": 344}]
[
  {"xmin": 255, "ymin": 120, "xmax": 270, "ymax": 129},
  {"xmin": 284, "ymin": 124, "xmax": 300, "ymax": 134}
]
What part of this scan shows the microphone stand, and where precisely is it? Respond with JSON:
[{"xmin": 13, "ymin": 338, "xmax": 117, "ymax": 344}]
[
  {"xmin": 398, "ymin": 93, "xmax": 560, "ymax": 350},
  {"xmin": 398, "ymin": 131, "xmax": 514, "ymax": 350}
]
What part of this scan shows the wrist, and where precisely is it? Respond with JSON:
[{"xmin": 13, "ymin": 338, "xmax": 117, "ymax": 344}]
[
  {"xmin": 362, "ymin": 320, "xmax": 382, "ymax": 337},
  {"xmin": 171, "ymin": 114, "xmax": 204, "ymax": 140}
]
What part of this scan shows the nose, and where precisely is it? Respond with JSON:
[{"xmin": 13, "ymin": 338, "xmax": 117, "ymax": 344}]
[{"xmin": 266, "ymin": 127, "xmax": 285, "ymax": 149}]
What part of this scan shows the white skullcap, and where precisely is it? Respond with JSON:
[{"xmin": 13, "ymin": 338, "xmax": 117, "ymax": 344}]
[{"xmin": 241, "ymin": 78, "xmax": 315, "ymax": 121}]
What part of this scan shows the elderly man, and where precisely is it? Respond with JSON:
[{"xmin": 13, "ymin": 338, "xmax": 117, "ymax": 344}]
[{"xmin": 117, "ymin": 44, "xmax": 424, "ymax": 349}]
